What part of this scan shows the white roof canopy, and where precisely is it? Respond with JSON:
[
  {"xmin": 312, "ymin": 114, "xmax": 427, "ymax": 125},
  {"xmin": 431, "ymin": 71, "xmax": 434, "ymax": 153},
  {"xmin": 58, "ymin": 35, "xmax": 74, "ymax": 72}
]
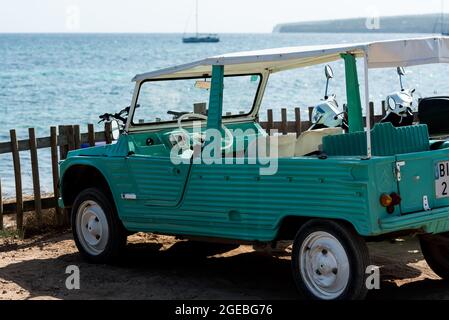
[{"xmin": 133, "ymin": 36, "xmax": 449, "ymax": 81}]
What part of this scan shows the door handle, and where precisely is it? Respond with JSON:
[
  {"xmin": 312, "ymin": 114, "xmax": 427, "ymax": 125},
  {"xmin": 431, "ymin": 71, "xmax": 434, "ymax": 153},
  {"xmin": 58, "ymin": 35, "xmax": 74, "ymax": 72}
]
[{"xmin": 170, "ymin": 167, "xmax": 181, "ymax": 175}]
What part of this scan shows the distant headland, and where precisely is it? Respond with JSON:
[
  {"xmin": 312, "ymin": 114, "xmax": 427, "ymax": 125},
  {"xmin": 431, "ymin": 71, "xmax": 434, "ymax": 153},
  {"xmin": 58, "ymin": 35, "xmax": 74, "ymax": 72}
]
[{"xmin": 273, "ymin": 13, "xmax": 449, "ymax": 34}]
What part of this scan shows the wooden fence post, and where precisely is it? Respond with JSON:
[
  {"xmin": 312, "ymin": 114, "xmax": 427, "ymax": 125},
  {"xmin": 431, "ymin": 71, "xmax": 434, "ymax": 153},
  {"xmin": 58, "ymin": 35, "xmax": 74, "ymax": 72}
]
[
  {"xmin": 10, "ymin": 129, "xmax": 23, "ymax": 232},
  {"xmin": 50, "ymin": 126, "xmax": 62, "ymax": 225},
  {"xmin": 74, "ymin": 125, "xmax": 81, "ymax": 150},
  {"xmin": 281, "ymin": 108, "xmax": 287, "ymax": 135},
  {"xmin": 66, "ymin": 125, "xmax": 75, "ymax": 151},
  {"xmin": 87, "ymin": 124, "xmax": 95, "ymax": 147},
  {"xmin": 58, "ymin": 125, "xmax": 68, "ymax": 160},
  {"xmin": 308, "ymin": 106, "xmax": 314, "ymax": 122},
  {"xmin": 29, "ymin": 128, "xmax": 42, "ymax": 226},
  {"xmin": 104, "ymin": 122, "xmax": 112, "ymax": 144},
  {"xmin": 267, "ymin": 109, "xmax": 273, "ymax": 135},
  {"xmin": 294, "ymin": 108, "xmax": 302, "ymax": 137},
  {"xmin": 0, "ymin": 178, "xmax": 3, "ymax": 231}
]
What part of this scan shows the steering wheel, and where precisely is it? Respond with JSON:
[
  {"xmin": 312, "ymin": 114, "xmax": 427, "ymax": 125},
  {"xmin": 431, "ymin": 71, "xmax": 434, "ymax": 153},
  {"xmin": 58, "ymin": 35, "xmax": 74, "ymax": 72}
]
[{"xmin": 177, "ymin": 113, "xmax": 234, "ymax": 151}]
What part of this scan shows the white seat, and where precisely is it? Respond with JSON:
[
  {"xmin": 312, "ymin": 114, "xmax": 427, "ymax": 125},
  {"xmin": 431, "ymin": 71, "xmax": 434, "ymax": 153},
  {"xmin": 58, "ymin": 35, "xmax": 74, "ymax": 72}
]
[
  {"xmin": 269, "ymin": 134, "xmax": 297, "ymax": 158},
  {"xmin": 242, "ymin": 129, "xmax": 343, "ymax": 159},
  {"xmin": 294, "ymin": 127, "xmax": 343, "ymax": 156},
  {"xmin": 244, "ymin": 133, "xmax": 297, "ymax": 158}
]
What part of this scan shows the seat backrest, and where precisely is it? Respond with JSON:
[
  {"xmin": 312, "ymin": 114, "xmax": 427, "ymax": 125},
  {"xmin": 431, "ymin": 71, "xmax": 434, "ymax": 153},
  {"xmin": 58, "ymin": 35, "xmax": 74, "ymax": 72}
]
[
  {"xmin": 419, "ymin": 96, "xmax": 449, "ymax": 135},
  {"xmin": 243, "ymin": 134, "xmax": 297, "ymax": 158},
  {"xmin": 274, "ymin": 134, "xmax": 297, "ymax": 158},
  {"xmin": 323, "ymin": 123, "xmax": 430, "ymax": 156},
  {"xmin": 295, "ymin": 127, "xmax": 343, "ymax": 156}
]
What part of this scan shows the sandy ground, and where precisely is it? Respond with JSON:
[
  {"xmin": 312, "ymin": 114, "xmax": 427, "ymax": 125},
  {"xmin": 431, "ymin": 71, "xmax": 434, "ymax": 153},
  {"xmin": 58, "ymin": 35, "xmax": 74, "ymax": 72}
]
[{"xmin": 0, "ymin": 230, "xmax": 448, "ymax": 300}]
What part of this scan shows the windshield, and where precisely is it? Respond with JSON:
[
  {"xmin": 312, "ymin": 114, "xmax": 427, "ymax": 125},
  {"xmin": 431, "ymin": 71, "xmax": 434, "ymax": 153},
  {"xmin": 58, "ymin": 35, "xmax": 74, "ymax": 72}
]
[{"xmin": 132, "ymin": 74, "xmax": 261, "ymax": 125}]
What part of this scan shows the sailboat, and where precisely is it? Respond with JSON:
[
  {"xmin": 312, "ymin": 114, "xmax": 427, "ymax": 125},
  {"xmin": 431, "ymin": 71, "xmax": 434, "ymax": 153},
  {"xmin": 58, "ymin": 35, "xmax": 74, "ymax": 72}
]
[{"xmin": 182, "ymin": 0, "xmax": 219, "ymax": 43}]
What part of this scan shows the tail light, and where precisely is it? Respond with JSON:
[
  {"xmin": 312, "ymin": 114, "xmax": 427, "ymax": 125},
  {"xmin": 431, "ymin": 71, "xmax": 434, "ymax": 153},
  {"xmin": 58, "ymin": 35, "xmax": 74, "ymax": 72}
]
[
  {"xmin": 390, "ymin": 192, "xmax": 401, "ymax": 206},
  {"xmin": 380, "ymin": 194, "xmax": 393, "ymax": 207},
  {"xmin": 380, "ymin": 192, "xmax": 401, "ymax": 214}
]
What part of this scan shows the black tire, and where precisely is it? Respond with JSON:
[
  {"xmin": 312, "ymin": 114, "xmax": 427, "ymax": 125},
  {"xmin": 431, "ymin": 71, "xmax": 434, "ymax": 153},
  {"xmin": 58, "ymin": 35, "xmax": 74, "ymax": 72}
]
[
  {"xmin": 291, "ymin": 219, "xmax": 370, "ymax": 300},
  {"xmin": 71, "ymin": 187, "xmax": 127, "ymax": 263},
  {"xmin": 420, "ymin": 233, "xmax": 449, "ymax": 280}
]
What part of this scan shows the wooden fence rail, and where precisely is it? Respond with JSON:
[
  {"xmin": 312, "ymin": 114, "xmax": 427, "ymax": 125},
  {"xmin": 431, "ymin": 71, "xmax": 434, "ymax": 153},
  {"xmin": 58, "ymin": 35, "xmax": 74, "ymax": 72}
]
[
  {"xmin": 1, "ymin": 100, "xmax": 402, "ymax": 231},
  {"xmin": 0, "ymin": 124, "xmax": 112, "ymax": 231}
]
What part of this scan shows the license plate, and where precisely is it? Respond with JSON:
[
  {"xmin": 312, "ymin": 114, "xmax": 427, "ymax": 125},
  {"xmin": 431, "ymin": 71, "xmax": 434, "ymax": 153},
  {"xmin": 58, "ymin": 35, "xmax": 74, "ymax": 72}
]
[{"xmin": 435, "ymin": 161, "xmax": 449, "ymax": 198}]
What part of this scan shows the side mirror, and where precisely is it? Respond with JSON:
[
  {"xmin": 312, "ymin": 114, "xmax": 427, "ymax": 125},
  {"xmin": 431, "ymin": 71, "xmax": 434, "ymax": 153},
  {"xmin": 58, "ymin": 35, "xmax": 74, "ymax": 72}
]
[
  {"xmin": 111, "ymin": 120, "xmax": 120, "ymax": 140},
  {"xmin": 397, "ymin": 67, "xmax": 406, "ymax": 90},
  {"xmin": 397, "ymin": 67, "xmax": 405, "ymax": 76},
  {"xmin": 324, "ymin": 65, "xmax": 334, "ymax": 99},
  {"xmin": 325, "ymin": 65, "xmax": 334, "ymax": 79}
]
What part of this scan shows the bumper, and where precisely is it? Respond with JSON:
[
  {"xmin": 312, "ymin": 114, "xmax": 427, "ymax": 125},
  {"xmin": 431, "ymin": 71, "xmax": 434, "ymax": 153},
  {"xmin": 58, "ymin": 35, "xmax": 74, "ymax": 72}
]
[{"xmin": 380, "ymin": 206, "xmax": 449, "ymax": 235}]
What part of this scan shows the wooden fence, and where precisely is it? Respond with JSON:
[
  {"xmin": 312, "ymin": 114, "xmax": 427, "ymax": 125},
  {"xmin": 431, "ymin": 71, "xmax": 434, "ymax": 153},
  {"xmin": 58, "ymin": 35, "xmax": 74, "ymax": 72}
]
[
  {"xmin": 0, "ymin": 123, "xmax": 113, "ymax": 231},
  {"xmin": 258, "ymin": 101, "xmax": 398, "ymax": 136},
  {"xmin": 0, "ymin": 100, "xmax": 397, "ymax": 231}
]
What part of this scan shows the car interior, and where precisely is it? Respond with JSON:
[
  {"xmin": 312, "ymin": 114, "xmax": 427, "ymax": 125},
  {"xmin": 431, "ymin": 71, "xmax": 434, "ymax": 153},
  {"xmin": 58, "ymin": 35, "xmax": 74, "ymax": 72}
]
[{"xmin": 127, "ymin": 110, "xmax": 346, "ymax": 160}]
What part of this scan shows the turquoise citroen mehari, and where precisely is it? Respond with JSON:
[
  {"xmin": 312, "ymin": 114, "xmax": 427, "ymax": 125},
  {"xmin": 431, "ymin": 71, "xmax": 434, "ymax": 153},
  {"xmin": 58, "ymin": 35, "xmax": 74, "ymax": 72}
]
[{"xmin": 59, "ymin": 37, "xmax": 449, "ymax": 300}]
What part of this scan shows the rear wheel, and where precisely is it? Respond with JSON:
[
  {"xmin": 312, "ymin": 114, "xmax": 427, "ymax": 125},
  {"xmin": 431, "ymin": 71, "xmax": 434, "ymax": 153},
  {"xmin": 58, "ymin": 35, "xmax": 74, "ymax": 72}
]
[
  {"xmin": 291, "ymin": 220, "xmax": 369, "ymax": 300},
  {"xmin": 420, "ymin": 233, "xmax": 449, "ymax": 280},
  {"xmin": 71, "ymin": 188, "xmax": 127, "ymax": 263}
]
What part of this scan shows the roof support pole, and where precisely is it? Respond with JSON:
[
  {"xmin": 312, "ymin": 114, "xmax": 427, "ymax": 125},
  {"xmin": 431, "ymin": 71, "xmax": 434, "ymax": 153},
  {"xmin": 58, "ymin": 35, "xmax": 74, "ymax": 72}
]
[
  {"xmin": 125, "ymin": 82, "xmax": 141, "ymax": 133},
  {"xmin": 341, "ymin": 53, "xmax": 364, "ymax": 133},
  {"xmin": 207, "ymin": 65, "xmax": 225, "ymax": 131},
  {"xmin": 363, "ymin": 52, "xmax": 372, "ymax": 158},
  {"xmin": 204, "ymin": 65, "xmax": 225, "ymax": 159}
]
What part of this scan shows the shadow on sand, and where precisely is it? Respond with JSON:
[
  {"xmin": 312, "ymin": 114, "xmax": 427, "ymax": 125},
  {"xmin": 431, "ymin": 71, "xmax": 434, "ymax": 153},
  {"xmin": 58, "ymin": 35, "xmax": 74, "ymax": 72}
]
[{"xmin": 0, "ymin": 235, "xmax": 447, "ymax": 299}]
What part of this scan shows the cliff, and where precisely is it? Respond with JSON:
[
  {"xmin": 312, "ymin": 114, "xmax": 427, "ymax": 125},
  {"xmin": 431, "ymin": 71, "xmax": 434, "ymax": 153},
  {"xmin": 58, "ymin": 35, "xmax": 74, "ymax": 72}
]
[{"xmin": 273, "ymin": 14, "xmax": 449, "ymax": 34}]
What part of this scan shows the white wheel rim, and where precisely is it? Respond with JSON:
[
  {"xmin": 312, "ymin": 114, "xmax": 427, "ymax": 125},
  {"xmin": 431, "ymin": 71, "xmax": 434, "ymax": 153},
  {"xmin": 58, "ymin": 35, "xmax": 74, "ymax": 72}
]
[
  {"xmin": 76, "ymin": 200, "xmax": 109, "ymax": 256},
  {"xmin": 299, "ymin": 231, "xmax": 350, "ymax": 300}
]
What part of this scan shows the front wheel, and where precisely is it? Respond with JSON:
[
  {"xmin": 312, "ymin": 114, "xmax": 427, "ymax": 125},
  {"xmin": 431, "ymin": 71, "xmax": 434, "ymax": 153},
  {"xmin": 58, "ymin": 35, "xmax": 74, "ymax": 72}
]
[
  {"xmin": 420, "ymin": 233, "xmax": 449, "ymax": 280},
  {"xmin": 71, "ymin": 188, "xmax": 127, "ymax": 263},
  {"xmin": 291, "ymin": 220, "xmax": 370, "ymax": 300}
]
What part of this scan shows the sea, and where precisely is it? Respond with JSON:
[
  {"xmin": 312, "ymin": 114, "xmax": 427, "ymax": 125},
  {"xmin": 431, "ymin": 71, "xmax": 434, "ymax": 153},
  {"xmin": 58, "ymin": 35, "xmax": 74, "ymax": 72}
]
[{"xmin": 0, "ymin": 32, "xmax": 448, "ymax": 197}]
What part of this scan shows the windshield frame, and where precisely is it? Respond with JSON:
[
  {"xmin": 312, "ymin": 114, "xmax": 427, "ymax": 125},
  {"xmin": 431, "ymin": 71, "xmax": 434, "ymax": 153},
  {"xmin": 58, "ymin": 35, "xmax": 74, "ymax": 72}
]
[{"xmin": 130, "ymin": 72, "xmax": 264, "ymax": 127}]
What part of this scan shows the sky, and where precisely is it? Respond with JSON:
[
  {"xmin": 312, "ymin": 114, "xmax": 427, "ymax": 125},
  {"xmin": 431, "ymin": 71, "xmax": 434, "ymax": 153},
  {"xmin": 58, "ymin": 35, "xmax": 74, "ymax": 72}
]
[{"xmin": 0, "ymin": 0, "xmax": 447, "ymax": 33}]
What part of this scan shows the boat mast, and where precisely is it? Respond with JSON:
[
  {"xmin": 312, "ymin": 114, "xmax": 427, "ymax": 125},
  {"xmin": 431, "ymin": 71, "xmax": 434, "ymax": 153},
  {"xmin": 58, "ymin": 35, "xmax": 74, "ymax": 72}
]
[
  {"xmin": 195, "ymin": 0, "xmax": 199, "ymax": 37},
  {"xmin": 442, "ymin": 0, "xmax": 444, "ymax": 34}
]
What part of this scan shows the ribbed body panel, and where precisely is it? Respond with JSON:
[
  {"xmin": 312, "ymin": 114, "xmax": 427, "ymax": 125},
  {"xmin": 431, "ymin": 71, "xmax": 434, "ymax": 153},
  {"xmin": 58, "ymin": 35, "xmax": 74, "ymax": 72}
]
[
  {"xmin": 323, "ymin": 123, "xmax": 430, "ymax": 156},
  {"xmin": 116, "ymin": 158, "xmax": 372, "ymax": 240}
]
